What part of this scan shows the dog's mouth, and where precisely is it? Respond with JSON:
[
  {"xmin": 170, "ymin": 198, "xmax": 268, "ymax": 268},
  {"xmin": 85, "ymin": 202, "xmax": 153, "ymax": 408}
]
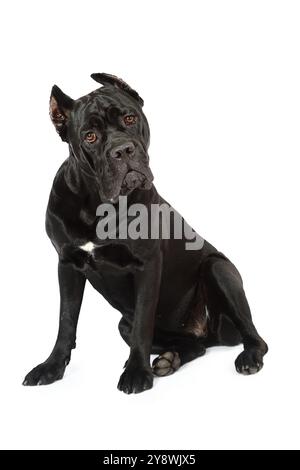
[
  {"xmin": 104, "ymin": 168, "xmax": 154, "ymax": 204},
  {"xmin": 120, "ymin": 170, "xmax": 152, "ymax": 195}
]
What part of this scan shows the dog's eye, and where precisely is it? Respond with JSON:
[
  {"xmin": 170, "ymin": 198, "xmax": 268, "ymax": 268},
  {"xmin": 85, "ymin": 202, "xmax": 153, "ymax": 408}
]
[
  {"xmin": 123, "ymin": 115, "xmax": 137, "ymax": 126},
  {"xmin": 85, "ymin": 132, "xmax": 97, "ymax": 143}
]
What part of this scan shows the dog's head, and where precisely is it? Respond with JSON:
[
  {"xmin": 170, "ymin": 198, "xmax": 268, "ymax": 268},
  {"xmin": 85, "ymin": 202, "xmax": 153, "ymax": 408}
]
[{"xmin": 49, "ymin": 73, "xmax": 153, "ymax": 203}]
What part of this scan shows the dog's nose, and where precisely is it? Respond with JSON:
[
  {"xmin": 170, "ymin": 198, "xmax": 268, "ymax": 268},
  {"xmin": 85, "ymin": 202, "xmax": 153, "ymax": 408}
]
[{"xmin": 109, "ymin": 142, "xmax": 135, "ymax": 159}]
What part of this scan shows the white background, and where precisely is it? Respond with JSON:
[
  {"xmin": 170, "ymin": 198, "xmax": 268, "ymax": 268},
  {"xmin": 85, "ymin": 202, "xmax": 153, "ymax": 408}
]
[{"xmin": 0, "ymin": 0, "xmax": 299, "ymax": 450}]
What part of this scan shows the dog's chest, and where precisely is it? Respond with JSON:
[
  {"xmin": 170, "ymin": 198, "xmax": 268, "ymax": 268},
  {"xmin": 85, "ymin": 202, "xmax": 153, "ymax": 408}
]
[
  {"xmin": 70, "ymin": 239, "xmax": 143, "ymax": 273},
  {"xmin": 79, "ymin": 241, "xmax": 96, "ymax": 253},
  {"xmin": 47, "ymin": 187, "xmax": 146, "ymax": 272}
]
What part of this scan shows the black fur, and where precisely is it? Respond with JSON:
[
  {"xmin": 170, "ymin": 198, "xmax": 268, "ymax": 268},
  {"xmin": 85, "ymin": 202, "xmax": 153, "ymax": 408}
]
[{"xmin": 23, "ymin": 74, "xmax": 268, "ymax": 393}]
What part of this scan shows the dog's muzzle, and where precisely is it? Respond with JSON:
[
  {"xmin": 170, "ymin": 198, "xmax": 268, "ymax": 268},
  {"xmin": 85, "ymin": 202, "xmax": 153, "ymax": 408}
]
[
  {"xmin": 102, "ymin": 139, "xmax": 154, "ymax": 202},
  {"xmin": 121, "ymin": 170, "xmax": 153, "ymax": 194}
]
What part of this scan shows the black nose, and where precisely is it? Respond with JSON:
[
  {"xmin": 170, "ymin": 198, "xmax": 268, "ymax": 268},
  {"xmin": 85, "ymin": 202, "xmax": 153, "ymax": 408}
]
[{"xmin": 109, "ymin": 142, "xmax": 135, "ymax": 159}]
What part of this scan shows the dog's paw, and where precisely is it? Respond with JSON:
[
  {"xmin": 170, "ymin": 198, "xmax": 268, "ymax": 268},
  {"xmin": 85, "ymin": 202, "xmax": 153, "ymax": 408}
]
[
  {"xmin": 23, "ymin": 360, "xmax": 66, "ymax": 386},
  {"xmin": 152, "ymin": 351, "xmax": 181, "ymax": 377},
  {"xmin": 235, "ymin": 349, "xmax": 264, "ymax": 375},
  {"xmin": 117, "ymin": 366, "xmax": 153, "ymax": 394}
]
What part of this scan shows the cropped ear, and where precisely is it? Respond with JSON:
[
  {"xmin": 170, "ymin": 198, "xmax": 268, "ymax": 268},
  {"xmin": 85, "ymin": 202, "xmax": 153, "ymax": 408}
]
[
  {"xmin": 91, "ymin": 73, "xmax": 144, "ymax": 107},
  {"xmin": 49, "ymin": 85, "xmax": 74, "ymax": 142}
]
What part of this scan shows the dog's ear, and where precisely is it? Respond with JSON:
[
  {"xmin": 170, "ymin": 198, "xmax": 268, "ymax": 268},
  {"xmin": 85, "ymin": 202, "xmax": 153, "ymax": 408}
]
[
  {"xmin": 91, "ymin": 73, "xmax": 144, "ymax": 107},
  {"xmin": 49, "ymin": 85, "xmax": 74, "ymax": 142}
]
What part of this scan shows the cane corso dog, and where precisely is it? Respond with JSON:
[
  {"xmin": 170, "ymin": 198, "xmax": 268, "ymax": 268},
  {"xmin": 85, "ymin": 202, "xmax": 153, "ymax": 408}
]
[{"xmin": 23, "ymin": 73, "xmax": 268, "ymax": 393}]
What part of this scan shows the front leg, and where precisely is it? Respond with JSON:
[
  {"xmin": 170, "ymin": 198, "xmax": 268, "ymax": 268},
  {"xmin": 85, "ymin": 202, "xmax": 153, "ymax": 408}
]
[
  {"xmin": 23, "ymin": 261, "xmax": 86, "ymax": 386},
  {"xmin": 118, "ymin": 252, "xmax": 162, "ymax": 394}
]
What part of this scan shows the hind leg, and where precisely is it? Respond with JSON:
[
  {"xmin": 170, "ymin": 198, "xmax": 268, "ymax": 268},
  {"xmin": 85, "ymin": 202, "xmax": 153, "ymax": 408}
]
[{"xmin": 204, "ymin": 255, "xmax": 268, "ymax": 375}]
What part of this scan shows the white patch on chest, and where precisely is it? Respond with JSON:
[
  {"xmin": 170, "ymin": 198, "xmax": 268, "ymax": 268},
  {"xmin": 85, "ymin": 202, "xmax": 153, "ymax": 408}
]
[{"xmin": 79, "ymin": 241, "xmax": 96, "ymax": 253}]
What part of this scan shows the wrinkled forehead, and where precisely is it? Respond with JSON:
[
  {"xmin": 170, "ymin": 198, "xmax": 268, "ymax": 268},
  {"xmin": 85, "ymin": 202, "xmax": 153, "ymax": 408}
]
[{"xmin": 71, "ymin": 88, "xmax": 140, "ymax": 126}]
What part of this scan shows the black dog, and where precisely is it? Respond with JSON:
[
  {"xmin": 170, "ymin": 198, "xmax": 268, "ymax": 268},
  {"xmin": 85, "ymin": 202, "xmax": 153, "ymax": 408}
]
[{"xmin": 23, "ymin": 73, "xmax": 268, "ymax": 393}]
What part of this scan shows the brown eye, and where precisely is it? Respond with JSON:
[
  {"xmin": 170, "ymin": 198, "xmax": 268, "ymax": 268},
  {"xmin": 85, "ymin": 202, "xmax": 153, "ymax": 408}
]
[
  {"xmin": 123, "ymin": 115, "xmax": 137, "ymax": 126},
  {"xmin": 85, "ymin": 132, "xmax": 97, "ymax": 143}
]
